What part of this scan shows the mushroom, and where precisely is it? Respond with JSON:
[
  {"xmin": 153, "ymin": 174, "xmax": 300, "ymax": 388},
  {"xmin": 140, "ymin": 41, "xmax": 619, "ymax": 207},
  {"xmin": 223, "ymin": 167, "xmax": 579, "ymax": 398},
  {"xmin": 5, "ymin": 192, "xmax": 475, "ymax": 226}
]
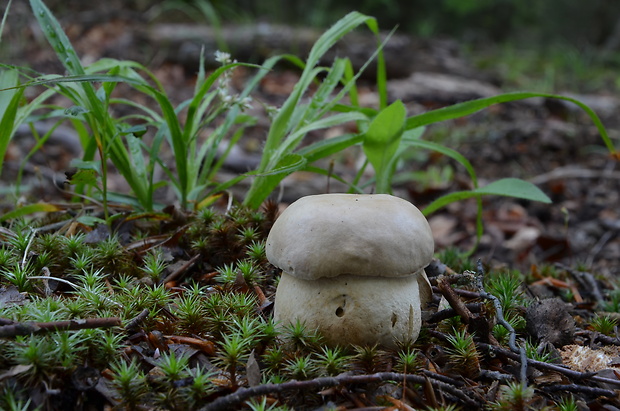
[{"xmin": 266, "ymin": 193, "xmax": 434, "ymax": 348}]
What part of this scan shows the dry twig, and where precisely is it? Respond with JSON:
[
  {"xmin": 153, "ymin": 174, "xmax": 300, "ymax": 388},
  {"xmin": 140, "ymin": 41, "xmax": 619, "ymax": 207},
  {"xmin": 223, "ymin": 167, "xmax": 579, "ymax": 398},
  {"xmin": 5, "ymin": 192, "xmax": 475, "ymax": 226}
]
[
  {"xmin": 200, "ymin": 372, "xmax": 481, "ymax": 411},
  {"xmin": 0, "ymin": 317, "xmax": 122, "ymax": 337}
]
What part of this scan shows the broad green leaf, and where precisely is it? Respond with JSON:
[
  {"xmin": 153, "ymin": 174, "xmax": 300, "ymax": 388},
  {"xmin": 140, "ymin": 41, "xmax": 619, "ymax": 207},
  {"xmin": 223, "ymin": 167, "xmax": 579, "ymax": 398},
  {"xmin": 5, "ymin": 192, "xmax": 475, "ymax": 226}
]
[
  {"xmin": 363, "ymin": 99, "xmax": 406, "ymax": 193},
  {"xmin": 423, "ymin": 178, "xmax": 551, "ymax": 215},
  {"xmin": 0, "ymin": 203, "xmax": 61, "ymax": 223},
  {"xmin": 474, "ymin": 178, "xmax": 551, "ymax": 202},
  {"xmin": 76, "ymin": 215, "xmax": 107, "ymax": 227},
  {"xmin": 405, "ymin": 92, "xmax": 616, "ymax": 156},
  {"xmin": 0, "ymin": 71, "xmax": 23, "ymax": 179},
  {"xmin": 68, "ymin": 169, "xmax": 98, "ymax": 186}
]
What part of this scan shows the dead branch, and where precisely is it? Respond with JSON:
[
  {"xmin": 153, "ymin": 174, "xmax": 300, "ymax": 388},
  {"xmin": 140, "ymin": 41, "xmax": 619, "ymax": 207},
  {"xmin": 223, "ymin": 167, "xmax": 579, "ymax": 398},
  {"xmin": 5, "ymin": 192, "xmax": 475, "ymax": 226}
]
[
  {"xmin": 437, "ymin": 277, "xmax": 475, "ymax": 324},
  {"xmin": 0, "ymin": 317, "xmax": 122, "ymax": 338},
  {"xmin": 125, "ymin": 308, "xmax": 149, "ymax": 333},
  {"xmin": 200, "ymin": 372, "xmax": 481, "ymax": 411},
  {"xmin": 542, "ymin": 384, "xmax": 616, "ymax": 397},
  {"xmin": 160, "ymin": 253, "xmax": 201, "ymax": 285},
  {"xmin": 428, "ymin": 302, "xmax": 485, "ymax": 323}
]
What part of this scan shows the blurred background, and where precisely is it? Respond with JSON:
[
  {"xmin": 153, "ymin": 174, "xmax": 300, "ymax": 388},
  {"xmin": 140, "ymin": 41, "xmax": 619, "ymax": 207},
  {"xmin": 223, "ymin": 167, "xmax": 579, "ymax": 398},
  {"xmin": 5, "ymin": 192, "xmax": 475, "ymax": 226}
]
[{"xmin": 5, "ymin": 0, "xmax": 620, "ymax": 93}]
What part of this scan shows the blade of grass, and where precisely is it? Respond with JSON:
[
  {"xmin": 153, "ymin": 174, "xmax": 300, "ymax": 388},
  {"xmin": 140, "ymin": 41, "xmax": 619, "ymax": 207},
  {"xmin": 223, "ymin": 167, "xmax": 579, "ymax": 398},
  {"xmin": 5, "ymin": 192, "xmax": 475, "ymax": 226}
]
[
  {"xmin": 422, "ymin": 178, "xmax": 551, "ymax": 216},
  {"xmin": 405, "ymin": 91, "xmax": 616, "ymax": 156}
]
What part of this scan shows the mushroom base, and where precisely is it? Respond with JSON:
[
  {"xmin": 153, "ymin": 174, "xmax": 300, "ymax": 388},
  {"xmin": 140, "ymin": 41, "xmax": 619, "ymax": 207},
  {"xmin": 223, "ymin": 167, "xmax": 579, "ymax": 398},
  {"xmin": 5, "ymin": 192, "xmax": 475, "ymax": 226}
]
[{"xmin": 274, "ymin": 271, "xmax": 430, "ymax": 348}]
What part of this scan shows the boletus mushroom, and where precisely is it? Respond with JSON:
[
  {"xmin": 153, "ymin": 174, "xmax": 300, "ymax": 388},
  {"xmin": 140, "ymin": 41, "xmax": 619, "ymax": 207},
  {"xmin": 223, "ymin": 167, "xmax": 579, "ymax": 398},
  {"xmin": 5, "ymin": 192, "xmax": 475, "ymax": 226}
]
[{"xmin": 266, "ymin": 193, "xmax": 434, "ymax": 348}]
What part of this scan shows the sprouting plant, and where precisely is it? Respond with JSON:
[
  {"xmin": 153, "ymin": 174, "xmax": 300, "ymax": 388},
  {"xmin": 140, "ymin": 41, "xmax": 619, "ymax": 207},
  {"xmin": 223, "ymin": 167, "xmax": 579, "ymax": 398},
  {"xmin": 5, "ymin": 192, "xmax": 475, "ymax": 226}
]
[
  {"xmin": 486, "ymin": 270, "xmax": 527, "ymax": 314},
  {"xmin": 351, "ymin": 344, "xmax": 388, "ymax": 374},
  {"xmin": 34, "ymin": 250, "xmax": 54, "ymax": 271},
  {"xmin": 591, "ymin": 314, "xmax": 618, "ymax": 336},
  {"xmin": 215, "ymin": 332, "xmax": 252, "ymax": 389},
  {"xmin": 7, "ymin": 228, "xmax": 33, "ymax": 257},
  {"xmin": 174, "ymin": 293, "xmax": 208, "ymax": 333},
  {"xmin": 445, "ymin": 328, "xmax": 480, "ymax": 378},
  {"xmin": 230, "ymin": 315, "xmax": 264, "ymax": 342},
  {"xmin": 197, "ymin": 207, "xmax": 216, "ymax": 225},
  {"xmin": 258, "ymin": 317, "xmax": 279, "ymax": 346},
  {"xmin": 63, "ymin": 298, "xmax": 90, "ymax": 318},
  {"xmin": 0, "ymin": 247, "xmax": 15, "ymax": 270},
  {"xmin": 76, "ymin": 268, "xmax": 106, "ymax": 288},
  {"xmin": 94, "ymin": 236, "xmax": 128, "ymax": 275},
  {"xmin": 262, "ymin": 346, "xmax": 286, "ymax": 374},
  {"xmin": 237, "ymin": 259, "xmax": 263, "ymax": 284},
  {"xmin": 0, "ymin": 384, "xmax": 32, "ymax": 411},
  {"xmin": 54, "ymin": 331, "xmax": 86, "ymax": 367},
  {"xmin": 602, "ymin": 288, "xmax": 620, "ymax": 313},
  {"xmin": 285, "ymin": 354, "xmax": 316, "ymax": 380},
  {"xmin": 145, "ymin": 284, "xmax": 173, "ymax": 309},
  {"xmin": 36, "ymin": 233, "xmax": 63, "ymax": 265},
  {"xmin": 2, "ymin": 262, "xmax": 35, "ymax": 292},
  {"xmin": 247, "ymin": 241, "xmax": 267, "ymax": 262},
  {"xmin": 524, "ymin": 340, "xmax": 552, "ymax": 363},
  {"xmin": 489, "ymin": 381, "xmax": 535, "ymax": 410},
  {"xmin": 220, "ymin": 292, "xmax": 258, "ymax": 317},
  {"xmin": 9, "ymin": 335, "xmax": 57, "ymax": 380},
  {"xmin": 492, "ymin": 311, "xmax": 526, "ymax": 345},
  {"xmin": 108, "ymin": 359, "xmax": 149, "ymax": 410},
  {"xmin": 282, "ymin": 319, "xmax": 323, "ymax": 351},
  {"xmin": 237, "ymin": 226, "xmax": 260, "ymax": 244},
  {"xmin": 114, "ymin": 274, "xmax": 136, "ymax": 291},
  {"xmin": 73, "ymin": 281, "xmax": 117, "ymax": 313},
  {"xmin": 315, "ymin": 346, "xmax": 350, "ymax": 376},
  {"xmin": 180, "ymin": 366, "xmax": 215, "ymax": 408},
  {"xmin": 247, "ymin": 396, "xmax": 292, "ymax": 411},
  {"xmin": 556, "ymin": 395, "xmax": 578, "ymax": 411},
  {"xmin": 157, "ymin": 351, "xmax": 190, "ymax": 383},
  {"xmin": 214, "ymin": 263, "xmax": 237, "ymax": 284},
  {"xmin": 425, "ymin": 405, "xmax": 461, "ymax": 411},
  {"xmin": 92, "ymin": 330, "xmax": 125, "ymax": 365},
  {"xmin": 394, "ymin": 347, "xmax": 419, "ymax": 373},
  {"xmin": 62, "ymin": 233, "xmax": 87, "ymax": 259},
  {"xmin": 141, "ymin": 249, "xmax": 168, "ymax": 281},
  {"xmin": 69, "ymin": 252, "xmax": 95, "ymax": 275}
]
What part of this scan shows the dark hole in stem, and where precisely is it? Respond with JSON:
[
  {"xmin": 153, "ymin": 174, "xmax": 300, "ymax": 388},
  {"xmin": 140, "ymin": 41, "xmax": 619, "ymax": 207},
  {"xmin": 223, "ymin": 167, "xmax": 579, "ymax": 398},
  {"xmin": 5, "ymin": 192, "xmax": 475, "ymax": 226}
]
[{"xmin": 335, "ymin": 307, "xmax": 344, "ymax": 317}]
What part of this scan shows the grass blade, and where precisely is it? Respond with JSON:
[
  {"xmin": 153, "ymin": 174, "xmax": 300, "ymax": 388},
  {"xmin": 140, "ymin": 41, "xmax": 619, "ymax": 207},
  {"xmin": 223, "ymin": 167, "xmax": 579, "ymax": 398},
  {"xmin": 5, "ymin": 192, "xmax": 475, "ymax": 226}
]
[
  {"xmin": 405, "ymin": 92, "xmax": 616, "ymax": 155},
  {"xmin": 422, "ymin": 178, "xmax": 551, "ymax": 215}
]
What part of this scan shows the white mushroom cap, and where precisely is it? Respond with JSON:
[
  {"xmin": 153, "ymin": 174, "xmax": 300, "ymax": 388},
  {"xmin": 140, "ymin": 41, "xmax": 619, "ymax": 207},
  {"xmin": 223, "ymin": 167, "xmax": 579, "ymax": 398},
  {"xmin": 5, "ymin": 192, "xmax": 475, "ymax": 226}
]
[
  {"xmin": 266, "ymin": 194, "xmax": 434, "ymax": 280},
  {"xmin": 266, "ymin": 194, "xmax": 434, "ymax": 347}
]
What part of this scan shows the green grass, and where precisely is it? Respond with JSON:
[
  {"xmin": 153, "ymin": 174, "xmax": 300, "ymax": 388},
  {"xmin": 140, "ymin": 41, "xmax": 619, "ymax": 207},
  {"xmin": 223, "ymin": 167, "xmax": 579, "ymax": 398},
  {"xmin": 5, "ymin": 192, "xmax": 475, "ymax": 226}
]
[{"xmin": 0, "ymin": 1, "xmax": 615, "ymax": 240}]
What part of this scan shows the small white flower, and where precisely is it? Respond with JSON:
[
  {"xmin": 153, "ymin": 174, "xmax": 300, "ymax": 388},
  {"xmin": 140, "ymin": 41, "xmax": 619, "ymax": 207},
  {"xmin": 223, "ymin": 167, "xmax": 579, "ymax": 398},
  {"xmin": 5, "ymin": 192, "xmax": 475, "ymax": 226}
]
[
  {"xmin": 214, "ymin": 50, "xmax": 231, "ymax": 64},
  {"xmin": 239, "ymin": 96, "xmax": 253, "ymax": 111}
]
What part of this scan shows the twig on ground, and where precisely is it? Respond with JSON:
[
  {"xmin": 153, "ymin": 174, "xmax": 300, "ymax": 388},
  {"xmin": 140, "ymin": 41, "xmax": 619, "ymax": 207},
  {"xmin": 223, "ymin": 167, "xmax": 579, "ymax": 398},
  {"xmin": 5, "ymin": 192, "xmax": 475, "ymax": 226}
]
[
  {"xmin": 125, "ymin": 308, "xmax": 149, "ymax": 333},
  {"xmin": 474, "ymin": 260, "xmax": 528, "ymax": 385},
  {"xmin": 431, "ymin": 286, "xmax": 482, "ymax": 300},
  {"xmin": 200, "ymin": 372, "xmax": 481, "ymax": 411},
  {"xmin": 478, "ymin": 342, "xmax": 620, "ymax": 388},
  {"xmin": 160, "ymin": 253, "xmax": 201, "ymax": 285},
  {"xmin": 437, "ymin": 277, "xmax": 475, "ymax": 324},
  {"xmin": 428, "ymin": 302, "xmax": 485, "ymax": 323},
  {"xmin": 541, "ymin": 384, "xmax": 616, "ymax": 397},
  {"xmin": 0, "ymin": 317, "xmax": 122, "ymax": 337},
  {"xmin": 556, "ymin": 263, "xmax": 605, "ymax": 307}
]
